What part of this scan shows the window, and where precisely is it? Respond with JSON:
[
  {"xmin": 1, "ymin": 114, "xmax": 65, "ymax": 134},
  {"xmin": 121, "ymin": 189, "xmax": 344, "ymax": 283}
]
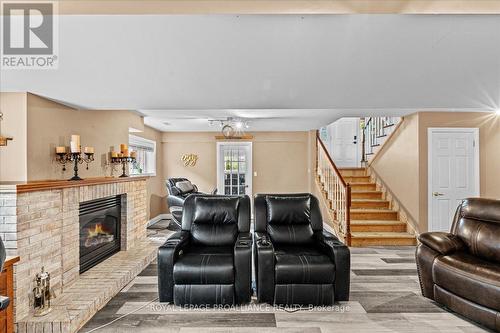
[{"xmin": 129, "ymin": 135, "xmax": 156, "ymax": 176}]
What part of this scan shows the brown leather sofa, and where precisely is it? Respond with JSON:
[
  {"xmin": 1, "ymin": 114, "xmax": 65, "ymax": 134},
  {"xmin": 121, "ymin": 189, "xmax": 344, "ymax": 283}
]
[{"xmin": 416, "ymin": 198, "xmax": 500, "ymax": 332}]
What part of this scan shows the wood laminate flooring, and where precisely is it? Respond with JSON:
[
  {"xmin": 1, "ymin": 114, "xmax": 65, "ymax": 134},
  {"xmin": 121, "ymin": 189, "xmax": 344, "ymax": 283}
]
[{"xmin": 80, "ymin": 221, "xmax": 492, "ymax": 333}]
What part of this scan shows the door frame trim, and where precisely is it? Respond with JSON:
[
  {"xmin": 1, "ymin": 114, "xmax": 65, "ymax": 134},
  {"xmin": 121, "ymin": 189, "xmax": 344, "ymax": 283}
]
[
  {"xmin": 216, "ymin": 141, "xmax": 253, "ymax": 197},
  {"xmin": 427, "ymin": 127, "xmax": 480, "ymax": 231}
]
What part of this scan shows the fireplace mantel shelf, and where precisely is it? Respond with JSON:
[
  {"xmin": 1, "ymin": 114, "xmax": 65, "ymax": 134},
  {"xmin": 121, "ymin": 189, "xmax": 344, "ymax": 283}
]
[{"xmin": 1, "ymin": 176, "xmax": 149, "ymax": 194}]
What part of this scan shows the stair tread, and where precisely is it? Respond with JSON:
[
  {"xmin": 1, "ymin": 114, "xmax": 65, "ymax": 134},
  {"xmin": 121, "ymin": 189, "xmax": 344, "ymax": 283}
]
[
  {"xmin": 351, "ymin": 220, "xmax": 406, "ymax": 225},
  {"xmin": 352, "ymin": 190, "xmax": 382, "ymax": 193},
  {"xmin": 339, "ymin": 168, "xmax": 366, "ymax": 170},
  {"xmin": 351, "ymin": 199, "xmax": 388, "ymax": 202},
  {"xmin": 350, "ymin": 209, "xmax": 397, "ymax": 213},
  {"xmin": 351, "ymin": 232, "xmax": 415, "ymax": 239}
]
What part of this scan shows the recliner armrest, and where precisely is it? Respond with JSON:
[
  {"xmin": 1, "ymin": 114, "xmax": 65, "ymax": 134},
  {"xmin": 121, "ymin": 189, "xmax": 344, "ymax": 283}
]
[
  {"xmin": 314, "ymin": 230, "xmax": 351, "ymax": 302},
  {"xmin": 254, "ymin": 231, "xmax": 275, "ymax": 304},
  {"xmin": 418, "ymin": 232, "xmax": 465, "ymax": 255},
  {"xmin": 167, "ymin": 195, "xmax": 186, "ymax": 208},
  {"xmin": 158, "ymin": 231, "xmax": 190, "ymax": 302},
  {"xmin": 234, "ymin": 233, "xmax": 252, "ymax": 304}
]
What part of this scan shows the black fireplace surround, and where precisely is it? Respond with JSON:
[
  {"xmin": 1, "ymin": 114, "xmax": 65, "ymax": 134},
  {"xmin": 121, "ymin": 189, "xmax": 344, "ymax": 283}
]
[{"xmin": 79, "ymin": 195, "xmax": 122, "ymax": 273}]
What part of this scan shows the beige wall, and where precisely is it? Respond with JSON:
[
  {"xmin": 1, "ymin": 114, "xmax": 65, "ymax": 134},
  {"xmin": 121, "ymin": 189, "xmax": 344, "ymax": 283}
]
[
  {"xmin": 371, "ymin": 111, "xmax": 500, "ymax": 233},
  {"xmin": 371, "ymin": 113, "xmax": 421, "ymax": 224},
  {"xmin": 0, "ymin": 92, "xmax": 28, "ymax": 182},
  {"xmin": 55, "ymin": 0, "xmax": 500, "ymax": 15},
  {"xmin": 1, "ymin": 93, "xmax": 167, "ymax": 219},
  {"xmin": 162, "ymin": 131, "xmax": 313, "ymax": 197},
  {"xmin": 26, "ymin": 93, "xmax": 168, "ymax": 219},
  {"xmin": 27, "ymin": 93, "xmax": 143, "ymax": 180}
]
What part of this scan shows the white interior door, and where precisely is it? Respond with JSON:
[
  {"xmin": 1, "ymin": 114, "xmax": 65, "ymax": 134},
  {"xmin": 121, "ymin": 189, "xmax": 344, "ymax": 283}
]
[
  {"xmin": 428, "ymin": 128, "xmax": 479, "ymax": 232},
  {"xmin": 330, "ymin": 118, "xmax": 360, "ymax": 168},
  {"xmin": 217, "ymin": 142, "xmax": 252, "ymax": 197}
]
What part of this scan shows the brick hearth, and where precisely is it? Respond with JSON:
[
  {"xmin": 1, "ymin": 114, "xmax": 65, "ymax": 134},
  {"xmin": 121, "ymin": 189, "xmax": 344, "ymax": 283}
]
[{"xmin": 0, "ymin": 177, "xmax": 151, "ymax": 332}]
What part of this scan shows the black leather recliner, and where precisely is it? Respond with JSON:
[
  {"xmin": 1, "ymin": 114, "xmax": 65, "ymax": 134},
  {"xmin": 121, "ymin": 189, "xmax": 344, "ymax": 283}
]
[
  {"xmin": 166, "ymin": 178, "xmax": 201, "ymax": 227},
  {"xmin": 254, "ymin": 193, "xmax": 350, "ymax": 306},
  {"xmin": 158, "ymin": 194, "xmax": 252, "ymax": 305}
]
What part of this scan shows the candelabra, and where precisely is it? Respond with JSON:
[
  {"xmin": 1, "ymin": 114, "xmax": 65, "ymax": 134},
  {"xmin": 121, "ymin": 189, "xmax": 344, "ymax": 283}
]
[
  {"xmin": 56, "ymin": 151, "xmax": 94, "ymax": 181},
  {"xmin": 110, "ymin": 156, "xmax": 136, "ymax": 178}
]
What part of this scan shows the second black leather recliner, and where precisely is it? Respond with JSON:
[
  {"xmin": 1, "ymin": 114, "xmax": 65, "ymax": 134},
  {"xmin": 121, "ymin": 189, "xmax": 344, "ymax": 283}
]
[
  {"xmin": 158, "ymin": 194, "xmax": 252, "ymax": 305},
  {"xmin": 254, "ymin": 193, "xmax": 350, "ymax": 306}
]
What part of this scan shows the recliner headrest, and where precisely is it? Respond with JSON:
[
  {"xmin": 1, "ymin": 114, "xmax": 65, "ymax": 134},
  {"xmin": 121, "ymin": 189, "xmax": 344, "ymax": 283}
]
[
  {"xmin": 175, "ymin": 180, "xmax": 195, "ymax": 194},
  {"xmin": 266, "ymin": 195, "xmax": 311, "ymax": 225},
  {"xmin": 193, "ymin": 196, "xmax": 239, "ymax": 224}
]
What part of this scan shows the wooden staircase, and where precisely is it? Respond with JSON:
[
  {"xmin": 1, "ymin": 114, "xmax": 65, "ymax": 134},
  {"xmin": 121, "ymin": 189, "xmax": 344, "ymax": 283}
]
[{"xmin": 339, "ymin": 167, "xmax": 416, "ymax": 247}]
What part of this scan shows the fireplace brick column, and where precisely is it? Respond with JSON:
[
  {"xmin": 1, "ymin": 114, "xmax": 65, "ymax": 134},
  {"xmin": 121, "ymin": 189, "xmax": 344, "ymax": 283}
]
[{"xmin": 0, "ymin": 178, "xmax": 148, "ymax": 322}]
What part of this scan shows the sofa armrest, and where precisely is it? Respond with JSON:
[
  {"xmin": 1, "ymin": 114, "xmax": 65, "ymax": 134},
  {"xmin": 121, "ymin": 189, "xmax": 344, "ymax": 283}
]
[
  {"xmin": 157, "ymin": 231, "xmax": 190, "ymax": 302},
  {"xmin": 254, "ymin": 231, "xmax": 275, "ymax": 304},
  {"xmin": 234, "ymin": 233, "xmax": 252, "ymax": 304},
  {"xmin": 315, "ymin": 230, "xmax": 351, "ymax": 302},
  {"xmin": 418, "ymin": 232, "xmax": 465, "ymax": 255}
]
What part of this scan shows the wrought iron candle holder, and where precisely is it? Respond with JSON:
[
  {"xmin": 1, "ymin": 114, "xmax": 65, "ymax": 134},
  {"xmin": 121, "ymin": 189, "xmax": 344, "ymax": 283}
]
[
  {"xmin": 110, "ymin": 156, "xmax": 136, "ymax": 178},
  {"xmin": 56, "ymin": 152, "xmax": 94, "ymax": 181}
]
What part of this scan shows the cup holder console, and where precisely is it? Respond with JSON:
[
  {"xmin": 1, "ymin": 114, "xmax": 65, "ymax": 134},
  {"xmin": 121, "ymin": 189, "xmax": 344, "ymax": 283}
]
[{"xmin": 258, "ymin": 238, "xmax": 271, "ymax": 247}]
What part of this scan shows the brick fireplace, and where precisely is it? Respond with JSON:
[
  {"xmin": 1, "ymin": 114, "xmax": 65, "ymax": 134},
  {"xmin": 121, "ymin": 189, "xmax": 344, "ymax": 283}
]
[
  {"xmin": 79, "ymin": 195, "xmax": 123, "ymax": 273},
  {"xmin": 0, "ymin": 177, "xmax": 151, "ymax": 330}
]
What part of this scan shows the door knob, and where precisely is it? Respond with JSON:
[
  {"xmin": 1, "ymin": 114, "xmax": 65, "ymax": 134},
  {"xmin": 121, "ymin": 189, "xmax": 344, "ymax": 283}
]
[{"xmin": 433, "ymin": 192, "xmax": 445, "ymax": 197}]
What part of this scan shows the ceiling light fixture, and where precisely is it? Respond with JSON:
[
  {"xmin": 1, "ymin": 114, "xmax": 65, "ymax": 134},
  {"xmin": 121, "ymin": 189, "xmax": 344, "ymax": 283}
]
[
  {"xmin": 496, "ymin": 109, "xmax": 500, "ymax": 116},
  {"xmin": 208, "ymin": 117, "xmax": 250, "ymax": 138}
]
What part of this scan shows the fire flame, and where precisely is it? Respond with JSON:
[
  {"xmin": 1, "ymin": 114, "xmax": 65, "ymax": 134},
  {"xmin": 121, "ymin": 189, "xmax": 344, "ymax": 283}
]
[
  {"xmin": 87, "ymin": 223, "xmax": 108, "ymax": 238},
  {"xmin": 84, "ymin": 223, "xmax": 114, "ymax": 248}
]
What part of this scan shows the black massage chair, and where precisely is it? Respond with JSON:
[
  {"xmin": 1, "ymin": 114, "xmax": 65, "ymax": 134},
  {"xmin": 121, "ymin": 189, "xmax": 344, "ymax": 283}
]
[
  {"xmin": 158, "ymin": 194, "xmax": 252, "ymax": 305},
  {"xmin": 166, "ymin": 178, "xmax": 217, "ymax": 228},
  {"xmin": 254, "ymin": 193, "xmax": 351, "ymax": 306}
]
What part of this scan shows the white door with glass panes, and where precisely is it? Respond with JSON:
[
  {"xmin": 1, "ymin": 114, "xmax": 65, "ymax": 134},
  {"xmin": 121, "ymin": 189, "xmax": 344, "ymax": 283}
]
[{"xmin": 217, "ymin": 142, "xmax": 252, "ymax": 196}]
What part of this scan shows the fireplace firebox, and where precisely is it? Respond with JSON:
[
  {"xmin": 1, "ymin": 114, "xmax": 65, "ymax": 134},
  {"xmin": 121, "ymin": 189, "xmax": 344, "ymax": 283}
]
[{"xmin": 79, "ymin": 195, "xmax": 122, "ymax": 273}]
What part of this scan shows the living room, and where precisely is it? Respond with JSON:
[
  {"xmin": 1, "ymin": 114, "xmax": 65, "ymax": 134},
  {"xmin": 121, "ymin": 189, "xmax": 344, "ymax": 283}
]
[{"xmin": 0, "ymin": 1, "xmax": 499, "ymax": 333}]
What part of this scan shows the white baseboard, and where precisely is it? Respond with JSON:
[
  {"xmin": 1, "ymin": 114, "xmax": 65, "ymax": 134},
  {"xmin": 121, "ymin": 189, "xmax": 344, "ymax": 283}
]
[{"xmin": 147, "ymin": 213, "xmax": 172, "ymax": 227}]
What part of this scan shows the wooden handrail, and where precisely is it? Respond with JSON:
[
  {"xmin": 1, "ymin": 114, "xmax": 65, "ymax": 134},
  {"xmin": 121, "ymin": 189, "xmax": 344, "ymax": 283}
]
[
  {"xmin": 315, "ymin": 130, "xmax": 351, "ymax": 246},
  {"xmin": 316, "ymin": 131, "xmax": 347, "ymax": 188}
]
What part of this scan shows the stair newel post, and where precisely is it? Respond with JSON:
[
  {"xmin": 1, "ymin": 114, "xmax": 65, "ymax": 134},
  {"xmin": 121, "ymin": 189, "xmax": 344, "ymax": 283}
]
[{"xmin": 345, "ymin": 183, "xmax": 352, "ymax": 246}]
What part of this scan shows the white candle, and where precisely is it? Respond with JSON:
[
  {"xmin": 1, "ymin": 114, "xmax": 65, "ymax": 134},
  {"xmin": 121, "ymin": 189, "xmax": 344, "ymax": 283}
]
[
  {"xmin": 55, "ymin": 146, "xmax": 66, "ymax": 154},
  {"xmin": 71, "ymin": 135, "xmax": 80, "ymax": 146},
  {"xmin": 70, "ymin": 134, "xmax": 81, "ymax": 153},
  {"xmin": 70, "ymin": 141, "xmax": 80, "ymax": 153}
]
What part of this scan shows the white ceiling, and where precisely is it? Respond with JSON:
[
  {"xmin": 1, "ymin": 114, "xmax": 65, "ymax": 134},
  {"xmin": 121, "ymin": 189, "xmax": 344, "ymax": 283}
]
[{"xmin": 1, "ymin": 14, "xmax": 500, "ymax": 131}]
